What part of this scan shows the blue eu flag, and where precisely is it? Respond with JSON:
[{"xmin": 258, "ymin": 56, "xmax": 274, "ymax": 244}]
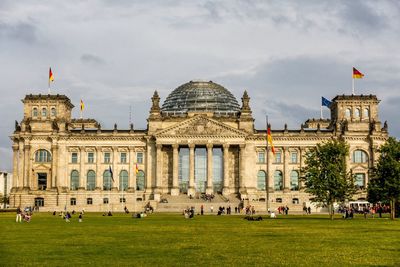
[{"xmin": 321, "ymin": 97, "xmax": 332, "ymax": 107}]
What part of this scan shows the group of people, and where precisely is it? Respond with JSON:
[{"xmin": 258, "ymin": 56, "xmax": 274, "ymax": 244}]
[
  {"xmin": 183, "ymin": 207, "xmax": 195, "ymax": 218},
  {"xmin": 53, "ymin": 209, "xmax": 84, "ymax": 222},
  {"xmin": 277, "ymin": 206, "xmax": 290, "ymax": 215},
  {"xmin": 15, "ymin": 206, "xmax": 32, "ymax": 223},
  {"xmin": 302, "ymin": 206, "xmax": 312, "ymax": 214}
]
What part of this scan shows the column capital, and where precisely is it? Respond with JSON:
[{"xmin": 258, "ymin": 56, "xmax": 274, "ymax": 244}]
[
  {"xmin": 239, "ymin": 144, "xmax": 246, "ymax": 149},
  {"xmin": 79, "ymin": 146, "xmax": 85, "ymax": 151},
  {"xmin": 24, "ymin": 144, "xmax": 31, "ymax": 150},
  {"xmin": 223, "ymin": 143, "xmax": 230, "ymax": 149},
  {"xmin": 188, "ymin": 143, "xmax": 195, "ymax": 149},
  {"xmin": 156, "ymin": 144, "xmax": 163, "ymax": 150},
  {"xmin": 112, "ymin": 146, "xmax": 118, "ymax": 151},
  {"xmin": 52, "ymin": 144, "xmax": 59, "ymax": 150},
  {"xmin": 12, "ymin": 144, "xmax": 19, "ymax": 151},
  {"xmin": 172, "ymin": 144, "xmax": 179, "ymax": 149},
  {"xmin": 206, "ymin": 143, "xmax": 213, "ymax": 149}
]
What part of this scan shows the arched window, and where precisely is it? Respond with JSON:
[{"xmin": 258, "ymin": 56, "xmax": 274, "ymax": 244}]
[
  {"xmin": 274, "ymin": 170, "xmax": 283, "ymax": 191},
  {"xmin": 51, "ymin": 107, "xmax": 56, "ymax": 117},
  {"xmin": 353, "ymin": 150, "xmax": 368, "ymax": 163},
  {"xmin": 345, "ymin": 108, "xmax": 351, "ymax": 118},
  {"xmin": 119, "ymin": 170, "xmax": 128, "ymax": 191},
  {"xmin": 32, "ymin": 107, "xmax": 38, "ymax": 117},
  {"xmin": 103, "ymin": 170, "xmax": 112, "ymax": 190},
  {"xmin": 363, "ymin": 108, "xmax": 369, "ymax": 119},
  {"xmin": 42, "ymin": 107, "xmax": 47, "ymax": 117},
  {"xmin": 355, "ymin": 173, "xmax": 365, "ymax": 189},
  {"xmin": 355, "ymin": 108, "xmax": 360, "ymax": 118},
  {"xmin": 257, "ymin": 170, "xmax": 266, "ymax": 190},
  {"xmin": 35, "ymin": 149, "xmax": 52, "ymax": 162},
  {"xmin": 136, "ymin": 170, "xmax": 145, "ymax": 191},
  {"xmin": 290, "ymin": 171, "xmax": 299, "ymax": 191},
  {"xmin": 70, "ymin": 170, "xmax": 79, "ymax": 190},
  {"xmin": 87, "ymin": 170, "xmax": 96, "ymax": 191}
]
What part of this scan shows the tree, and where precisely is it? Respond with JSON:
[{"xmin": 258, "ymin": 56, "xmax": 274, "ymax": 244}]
[
  {"xmin": 301, "ymin": 139, "xmax": 357, "ymax": 219},
  {"xmin": 368, "ymin": 137, "xmax": 400, "ymax": 220}
]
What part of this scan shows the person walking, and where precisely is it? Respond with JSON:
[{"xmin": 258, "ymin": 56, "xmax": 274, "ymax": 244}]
[{"xmin": 16, "ymin": 206, "xmax": 22, "ymax": 223}]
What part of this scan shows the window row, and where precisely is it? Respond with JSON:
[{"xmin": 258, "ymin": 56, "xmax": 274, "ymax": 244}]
[
  {"xmin": 345, "ymin": 107, "xmax": 369, "ymax": 119},
  {"xmin": 70, "ymin": 197, "xmax": 128, "ymax": 206},
  {"xmin": 256, "ymin": 170, "xmax": 300, "ymax": 191},
  {"xmin": 70, "ymin": 152, "xmax": 144, "ymax": 164},
  {"xmin": 257, "ymin": 151, "xmax": 299, "ymax": 164},
  {"xmin": 32, "ymin": 107, "xmax": 57, "ymax": 118},
  {"xmin": 70, "ymin": 170, "xmax": 145, "ymax": 191}
]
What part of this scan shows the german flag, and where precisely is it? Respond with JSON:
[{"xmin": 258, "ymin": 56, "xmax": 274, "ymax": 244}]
[
  {"xmin": 80, "ymin": 99, "xmax": 85, "ymax": 111},
  {"xmin": 267, "ymin": 126, "xmax": 275, "ymax": 155},
  {"xmin": 49, "ymin": 68, "xmax": 54, "ymax": 83},
  {"xmin": 353, "ymin": 67, "xmax": 364, "ymax": 79}
]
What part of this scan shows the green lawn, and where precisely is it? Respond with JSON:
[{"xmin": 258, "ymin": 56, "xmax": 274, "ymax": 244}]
[{"xmin": 0, "ymin": 212, "xmax": 399, "ymax": 266}]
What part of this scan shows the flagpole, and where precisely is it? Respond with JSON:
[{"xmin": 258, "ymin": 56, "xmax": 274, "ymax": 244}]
[
  {"xmin": 320, "ymin": 105, "xmax": 323, "ymax": 119},
  {"xmin": 265, "ymin": 115, "xmax": 269, "ymax": 215},
  {"xmin": 352, "ymin": 75, "xmax": 355, "ymax": 95}
]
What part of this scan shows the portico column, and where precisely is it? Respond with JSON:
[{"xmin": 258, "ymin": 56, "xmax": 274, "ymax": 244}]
[
  {"xmin": 299, "ymin": 147, "xmax": 305, "ymax": 190},
  {"xmin": 95, "ymin": 147, "xmax": 101, "ymax": 189},
  {"xmin": 18, "ymin": 141, "xmax": 25, "ymax": 189},
  {"xmin": 239, "ymin": 144, "xmax": 246, "ymax": 194},
  {"xmin": 222, "ymin": 144, "xmax": 230, "ymax": 196},
  {"xmin": 188, "ymin": 144, "xmax": 195, "ymax": 196},
  {"xmin": 283, "ymin": 147, "xmax": 290, "ymax": 192},
  {"xmin": 51, "ymin": 143, "xmax": 58, "ymax": 189},
  {"xmin": 171, "ymin": 144, "xmax": 179, "ymax": 196},
  {"xmin": 79, "ymin": 146, "xmax": 85, "ymax": 190},
  {"xmin": 206, "ymin": 143, "xmax": 213, "ymax": 194},
  {"xmin": 156, "ymin": 144, "xmax": 163, "ymax": 189}
]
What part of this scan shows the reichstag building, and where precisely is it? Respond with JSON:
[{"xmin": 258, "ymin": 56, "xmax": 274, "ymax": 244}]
[{"xmin": 9, "ymin": 80, "xmax": 388, "ymax": 212}]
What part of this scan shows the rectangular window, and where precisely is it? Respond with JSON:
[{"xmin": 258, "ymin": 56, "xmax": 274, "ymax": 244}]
[
  {"xmin": 120, "ymin": 198, "xmax": 126, "ymax": 203},
  {"xmin": 291, "ymin": 152, "xmax": 298, "ymax": 163},
  {"xmin": 120, "ymin": 152, "xmax": 127, "ymax": 163},
  {"xmin": 104, "ymin": 152, "xmax": 111, "ymax": 163},
  {"xmin": 88, "ymin": 152, "xmax": 94, "ymax": 163},
  {"xmin": 103, "ymin": 198, "xmax": 109, "ymax": 204},
  {"xmin": 137, "ymin": 152, "xmax": 143, "ymax": 164},
  {"xmin": 71, "ymin": 152, "xmax": 78, "ymax": 163},
  {"xmin": 87, "ymin": 198, "xmax": 93, "ymax": 205},
  {"xmin": 258, "ymin": 152, "xmax": 265, "ymax": 163},
  {"xmin": 275, "ymin": 152, "xmax": 282, "ymax": 163},
  {"xmin": 70, "ymin": 198, "xmax": 76, "ymax": 206}
]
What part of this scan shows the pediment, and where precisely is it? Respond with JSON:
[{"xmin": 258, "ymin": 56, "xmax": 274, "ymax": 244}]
[{"xmin": 155, "ymin": 115, "xmax": 247, "ymax": 138}]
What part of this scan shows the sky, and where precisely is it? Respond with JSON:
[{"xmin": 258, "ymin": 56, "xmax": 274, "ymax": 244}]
[{"xmin": 1, "ymin": 0, "xmax": 400, "ymax": 171}]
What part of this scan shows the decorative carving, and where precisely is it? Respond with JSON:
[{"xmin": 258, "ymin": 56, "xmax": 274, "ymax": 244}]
[
  {"xmin": 151, "ymin": 91, "xmax": 160, "ymax": 112},
  {"xmin": 382, "ymin": 120, "xmax": 388, "ymax": 132},
  {"xmin": 52, "ymin": 120, "xmax": 59, "ymax": 132},
  {"xmin": 241, "ymin": 90, "xmax": 250, "ymax": 111},
  {"xmin": 15, "ymin": 121, "xmax": 21, "ymax": 132},
  {"xmin": 175, "ymin": 117, "xmax": 228, "ymax": 136}
]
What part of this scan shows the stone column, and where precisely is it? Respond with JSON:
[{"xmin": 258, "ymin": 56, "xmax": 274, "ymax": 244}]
[
  {"xmin": 18, "ymin": 141, "xmax": 25, "ymax": 189},
  {"xmin": 171, "ymin": 144, "xmax": 179, "ymax": 196},
  {"xmin": 299, "ymin": 147, "xmax": 305, "ymax": 190},
  {"xmin": 239, "ymin": 144, "xmax": 246, "ymax": 194},
  {"xmin": 112, "ymin": 146, "xmax": 118, "ymax": 190},
  {"xmin": 23, "ymin": 143, "xmax": 31, "ymax": 190},
  {"xmin": 188, "ymin": 143, "xmax": 195, "ymax": 196},
  {"xmin": 206, "ymin": 143, "xmax": 213, "ymax": 194},
  {"xmin": 145, "ymin": 139, "xmax": 153, "ymax": 192},
  {"xmin": 51, "ymin": 143, "xmax": 58, "ymax": 189},
  {"xmin": 95, "ymin": 147, "xmax": 101, "ymax": 190},
  {"xmin": 267, "ymin": 147, "xmax": 274, "ymax": 192},
  {"xmin": 79, "ymin": 146, "xmax": 85, "ymax": 190},
  {"xmin": 283, "ymin": 147, "xmax": 290, "ymax": 192},
  {"xmin": 128, "ymin": 147, "xmax": 135, "ymax": 191},
  {"xmin": 222, "ymin": 144, "xmax": 230, "ymax": 196},
  {"xmin": 12, "ymin": 144, "xmax": 19, "ymax": 189},
  {"xmin": 156, "ymin": 144, "xmax": 163, "ymax": 189}
]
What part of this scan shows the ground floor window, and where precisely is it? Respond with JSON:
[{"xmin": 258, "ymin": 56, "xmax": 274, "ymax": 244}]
[
  {"xmin": 70, "ymin": 198, "xmax": 76, "ymax": 206},
  {"xmin": 136, "ymin": 171, "xmax": 145, "ymax": 191},
  {"xmin": 34, "ymin": 197, "xmax": 44, "ymax": 207},
  {"xmin": 120, "ymin": 198, "xmax": 126, "ymax": 203},
  {"xmin": 292, "ymin": 198, "xmax": 299, "ymax": 204},
  {"xmin": 87, "ymin": 198, "xmax": 93, "ymax": 205},
  {"xmin": 355, "ymin": 173, "xmax": 365, "ymax": 189},
  {"xmin": 103, "ymin": 198, "xmax": 109, "ymax": 204},
  {"xmin": 276, "ymin": 198, "xmax": 283, "ymax": 203}
]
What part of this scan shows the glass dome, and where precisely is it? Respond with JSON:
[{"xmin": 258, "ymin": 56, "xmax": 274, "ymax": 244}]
[{"xmin": 161, "ymin": 80, "xmax": 240, "ymax": 116}]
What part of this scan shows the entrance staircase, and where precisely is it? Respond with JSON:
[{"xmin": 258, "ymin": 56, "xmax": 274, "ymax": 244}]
[{"xmin": 155, "ymin": 193, "xmax": 241, "ymax": 213}]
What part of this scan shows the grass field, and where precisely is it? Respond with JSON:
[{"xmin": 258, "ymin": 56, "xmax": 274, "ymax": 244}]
[{"xmin": 0, "ymin": 212, "xmax": 399, "ymax": 266}]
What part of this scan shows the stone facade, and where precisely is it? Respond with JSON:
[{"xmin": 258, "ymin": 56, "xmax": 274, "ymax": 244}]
[{"xmin": 9, "ymin": 83, "xmax": 389, "ymax": 212}]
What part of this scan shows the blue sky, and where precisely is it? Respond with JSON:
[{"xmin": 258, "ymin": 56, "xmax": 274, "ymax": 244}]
[{"xmin": 1, "ymin": 0, "xmax": 400, "ymax": 171}]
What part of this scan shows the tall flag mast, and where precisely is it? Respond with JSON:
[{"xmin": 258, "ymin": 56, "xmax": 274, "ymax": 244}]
[
  {"xmin": 48, "ymin": 67, "xmax": 54, "ymax": 94},
  {"xmin": 80, "ymin": 99, "xmax": 85, "ymax": 119},
  {"xmin": 352, "ymin": 67, "xmax": 364, "ymax": 95},
  {"xmin": 321, "ymin": 97, "xmax": 332, "ymax": 119}
]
